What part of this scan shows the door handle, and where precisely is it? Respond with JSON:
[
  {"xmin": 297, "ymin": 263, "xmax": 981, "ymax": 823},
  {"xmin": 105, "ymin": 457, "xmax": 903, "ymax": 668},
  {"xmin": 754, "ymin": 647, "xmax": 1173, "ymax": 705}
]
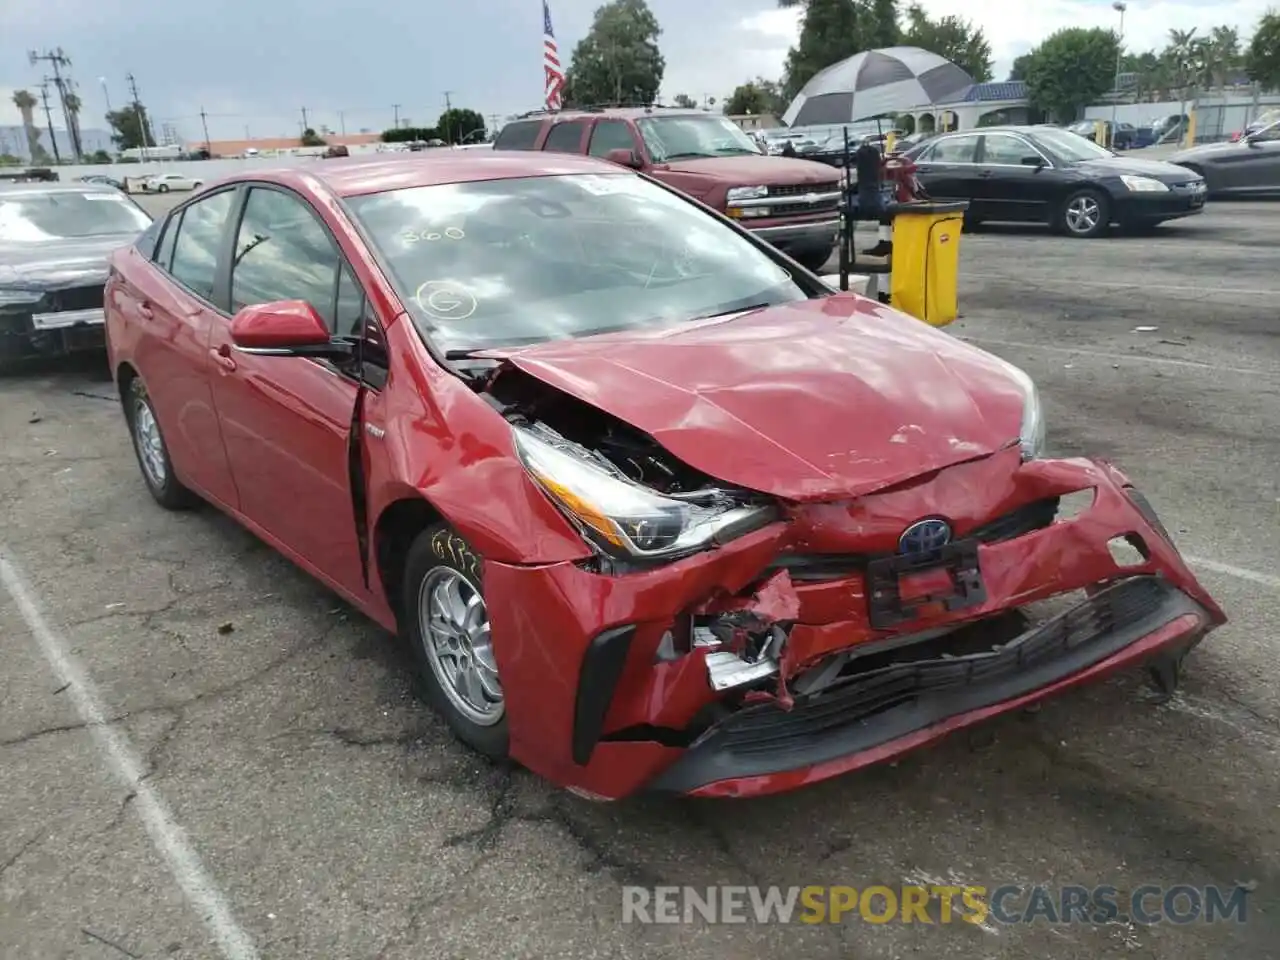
[
  {"xmin": 210, "ymin": 346, "xmax": 236, "ymax": 372},
  {"xmin": 138, "ymin": 301, "xmax": 153, "ymax": 319},
  {"xmin": 977, "ymin": 170, "xmax": 994, "ymax": 178}
]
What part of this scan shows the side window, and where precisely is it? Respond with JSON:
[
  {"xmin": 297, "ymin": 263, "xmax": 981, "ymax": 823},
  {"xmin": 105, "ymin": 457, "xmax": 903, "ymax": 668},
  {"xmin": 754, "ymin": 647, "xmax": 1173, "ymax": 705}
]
[
  {"xmin": 929, "ymin": 135, "xmax": 980, "ymax": 163},
  {"xmin": 493, "ymin": 120, "xmax": 542, "ymax": 150},
  {"xmin": 169, "ymin": 190, "xmax": 235, "ymax": 301},
  {"xmin": 542, "ymin": 121, "xmax": 587, "ymax": 153},
  {"xmin": 230, "ymin": 187, "xmax": 341, "ymax": 330},
  {"xmin": 982, "ymin": 135, "xmax": 1037, "ymax": 165},
  {"xmin": 153, "ymin": 214, "xmax": 180, "ymax": 270},
  {"xmin": 588, "ymin": 120, "xmax": 636, "ymax": 157}
]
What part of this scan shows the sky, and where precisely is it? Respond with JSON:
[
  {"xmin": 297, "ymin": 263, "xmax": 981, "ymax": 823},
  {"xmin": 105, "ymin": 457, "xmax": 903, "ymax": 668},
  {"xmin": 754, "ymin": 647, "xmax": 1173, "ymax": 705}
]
[{"xmin": 1, "ymin": 0, "xmax": 1273, "ymax": 142}]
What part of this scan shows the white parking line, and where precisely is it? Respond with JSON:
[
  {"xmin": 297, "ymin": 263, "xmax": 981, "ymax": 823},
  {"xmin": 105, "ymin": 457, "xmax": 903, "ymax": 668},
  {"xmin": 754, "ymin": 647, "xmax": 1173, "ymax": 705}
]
[
  {"xmin": 960, "ymin": 337, "xmax": 1274, "ymax": 377},
  {"xmin": 1186, "ymin": 557, "xmax": 1280, "ymax": 591},
  {"xmin": 0, "ymin": 549, "xmax": 260, "ymax": 960}
]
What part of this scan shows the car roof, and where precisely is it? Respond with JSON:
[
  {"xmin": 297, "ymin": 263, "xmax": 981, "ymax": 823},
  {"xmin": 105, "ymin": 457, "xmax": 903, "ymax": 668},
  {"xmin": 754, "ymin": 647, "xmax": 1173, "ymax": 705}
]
[
  {"xmin": 510, "ymin": 106, "xmax": 706, "ymax": 123},
  {"xmin": 207, "ymin": 151, "xmax": 636, "ymax": 198}
]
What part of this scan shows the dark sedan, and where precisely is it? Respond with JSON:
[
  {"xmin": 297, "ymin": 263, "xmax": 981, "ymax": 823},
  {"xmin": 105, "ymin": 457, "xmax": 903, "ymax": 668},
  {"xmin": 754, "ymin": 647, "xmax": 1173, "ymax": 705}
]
[
  {"xmin": 904, "ymin": 125, "xmax": 1207, "ymax": 238},
  {"xmin": 1167, "ymin": 119, "xmax": 1280, "ymax": 198},
  {"xmin": 0, "ymin": 182, "xmax": 153, "ymax": 364}
]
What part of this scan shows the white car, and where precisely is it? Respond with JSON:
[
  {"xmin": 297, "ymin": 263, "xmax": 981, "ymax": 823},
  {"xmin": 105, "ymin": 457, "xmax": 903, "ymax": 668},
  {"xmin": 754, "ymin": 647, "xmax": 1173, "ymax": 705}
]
[{"xmin": 141, "ymin": 173, "xmax": 203, "ymax": 193}]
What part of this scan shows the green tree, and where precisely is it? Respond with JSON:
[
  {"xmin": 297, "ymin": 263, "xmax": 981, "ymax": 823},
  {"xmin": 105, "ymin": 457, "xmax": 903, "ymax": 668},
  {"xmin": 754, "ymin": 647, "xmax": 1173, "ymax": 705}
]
[
  {"xmin": 1008, "ymin": 54, "xmax": 1032, "ymax": 81},
  {"xmin": 380, "ymin": 126, "xmax": 438, "ymax": 142},
  {"xmin": 1245, "ymin": 10, "xmax": 1280, "ymax": 91},
  {"xmin": 1023, "ymin": 27, "xmax": 1120, "ymax": 122},
  {"xmin": 901, "ymin": 3, "xmax": 993, "ymax": 82},
  {"xmin": 672, "ymin": 93, "xmax": 697, "ymax": 108},
  {"xmin": 300, "ymin": 127, "xmax": 327, "ymax": 146},
  {"xmin": 779, "ymin": 0, "xmax": 866, "ymax": 100},
  {"xmin": 89, "ymin": 149, "xmax": 112, "ymax": 163},
  {"xmin": 106, "ymin": 103, "xmax": 155, "ymax": 150},
  {"xmin": 564, "ymin": 0, "xmax": 665, "ymax": 106},
  {"xmin": 437, "ymin": 108, "xmax": 485, "ymax": 143},
  {"xmin": 724, "ymin": 78, "xmax": 785, "ymax": 116},
  {"xmin": 865, "ymin": 0, "xmax": 900, "ymax": 48}
]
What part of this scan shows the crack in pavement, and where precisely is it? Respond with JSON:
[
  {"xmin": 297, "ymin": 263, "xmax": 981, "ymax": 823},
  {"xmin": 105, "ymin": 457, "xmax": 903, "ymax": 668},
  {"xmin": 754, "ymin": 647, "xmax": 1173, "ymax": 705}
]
[{"xmin": 0, "ymin": 832, "xmax": 42, "ymax": 880}]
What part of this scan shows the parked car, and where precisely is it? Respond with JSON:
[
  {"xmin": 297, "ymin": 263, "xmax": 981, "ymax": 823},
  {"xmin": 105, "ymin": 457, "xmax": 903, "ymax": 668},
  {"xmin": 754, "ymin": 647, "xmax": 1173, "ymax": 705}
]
[
  {"xmin": 1151, "ymin": 114, "xmax": 1190, "ymax": 145},
  {"xmin": 1233, "ymin": 108, "xmax": 1280, "ymax": 141},
  {"xmin": 322, "ymin": 144, "xmax": 350, "ymax": 158},
  {"xmin": 1065, "ymin": 119, "xmax": 1149, "ymax": 150},
  {"xmin": 141, "ymin": 173, "xmax": 204, "ymax": 193},
  {"xmin": 492, "ymin": 106, "xmax": 841, "ymax": 271},
  {"xmin": 77, "ymin": 174, "xmax": 125, "ymax": 190},
  {"xmin": 1167, "ymin": 118, "xmax": 1280, "ymax": 198},
  {"xmin": 0, "ymin": 181, "xmax": 153, "ymax": 363},
  {"xmin": 903, "ymin": 125, "xmax": 1207, "ymax": 237},
  {"xmin": 103, "ymin": 152, "xmax": 1225, "ymax": 800}
]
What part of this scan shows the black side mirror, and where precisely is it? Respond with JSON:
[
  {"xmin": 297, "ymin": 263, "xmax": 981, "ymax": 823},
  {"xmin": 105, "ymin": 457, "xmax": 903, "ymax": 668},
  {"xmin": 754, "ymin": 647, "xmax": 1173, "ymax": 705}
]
[{"xmin": 1020, "ymin": 155, "xmax": 1044, "ymax": 167}]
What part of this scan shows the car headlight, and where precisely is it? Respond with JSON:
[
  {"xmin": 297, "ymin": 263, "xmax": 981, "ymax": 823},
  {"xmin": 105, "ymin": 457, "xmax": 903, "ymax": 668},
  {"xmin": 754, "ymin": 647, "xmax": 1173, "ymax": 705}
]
[
  {"xmin": 726, "ymin": 185, "xmax": 768, "ymax": 203},
  {"xmin": 1120, "ymin": 175, "xmax": 1169, "ymax": 193},
  {"xmin": 0, "ymin": 288, "xmax": 41, "ymax": 306},
  {"xmin": 991, "ymin": 360, "xmax": 1045, "ymax": 460},
  {"xmin": 512, "ymin": 424, "xmax": 778, "ymax": 560}
]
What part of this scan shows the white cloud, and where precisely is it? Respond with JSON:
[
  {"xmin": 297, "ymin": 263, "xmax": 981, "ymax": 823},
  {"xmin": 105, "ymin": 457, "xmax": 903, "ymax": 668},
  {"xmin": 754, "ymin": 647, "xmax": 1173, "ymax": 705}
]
[{"xmin": 729, "ymin": 0, "xmax": 1272, "ymax": 88}]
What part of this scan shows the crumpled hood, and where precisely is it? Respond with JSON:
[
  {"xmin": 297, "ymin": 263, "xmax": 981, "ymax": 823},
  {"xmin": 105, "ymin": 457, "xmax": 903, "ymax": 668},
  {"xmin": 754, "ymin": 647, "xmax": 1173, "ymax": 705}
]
[
  {"xmin": 0, "ymin": 234, "xmax": 133, "ymax": 291},
  {"xmin": 491, "ymin": 297, "xmax": 1029, "ymax": 501}
]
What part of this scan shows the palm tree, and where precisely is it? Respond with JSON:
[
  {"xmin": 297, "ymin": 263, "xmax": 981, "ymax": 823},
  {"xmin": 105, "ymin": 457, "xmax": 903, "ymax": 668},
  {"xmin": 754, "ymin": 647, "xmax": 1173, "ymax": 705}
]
[
  {"xmin": 11, "ymin": 89, "xmax": 46, "ymax": 162},
  {"xmin": 63, "ymin": 90, "xmax": 84, "ymax": 161},
  {"xmin": 1207, "ymin": 25, "xmax": 1241, "ymax": 91}
]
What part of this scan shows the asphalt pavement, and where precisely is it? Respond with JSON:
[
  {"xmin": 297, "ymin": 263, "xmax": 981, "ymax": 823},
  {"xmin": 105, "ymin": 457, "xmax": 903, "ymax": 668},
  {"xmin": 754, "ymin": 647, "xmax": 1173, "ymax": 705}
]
[{"xmin": 2, "ymin": 192, "xmax": 1277, "ymax": 959}]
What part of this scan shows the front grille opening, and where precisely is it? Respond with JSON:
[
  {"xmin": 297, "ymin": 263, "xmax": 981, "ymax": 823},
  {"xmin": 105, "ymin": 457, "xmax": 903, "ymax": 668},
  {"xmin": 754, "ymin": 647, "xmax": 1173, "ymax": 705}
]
[
  {"xmin": 768, "ymin": 182, "xmax": 839, "ymax": 198},
  {"xmin": 1055, "ymin": 488, "xmax": 1096, "ymax": 521},
  {"xmin": 47, "ymin": 286, "xmax": 105, "ymax": 312},
  {"xmin": 1108, "ymin": 533, "xmax": 1150, "ymax": 567}
]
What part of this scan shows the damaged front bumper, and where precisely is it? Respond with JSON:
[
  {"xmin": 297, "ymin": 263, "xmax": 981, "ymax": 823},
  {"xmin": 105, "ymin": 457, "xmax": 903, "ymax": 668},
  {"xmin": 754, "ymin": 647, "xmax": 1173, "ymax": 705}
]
[{"xmin": 485, "ymin": 450, "xmax": 1226, "ymax": 800}]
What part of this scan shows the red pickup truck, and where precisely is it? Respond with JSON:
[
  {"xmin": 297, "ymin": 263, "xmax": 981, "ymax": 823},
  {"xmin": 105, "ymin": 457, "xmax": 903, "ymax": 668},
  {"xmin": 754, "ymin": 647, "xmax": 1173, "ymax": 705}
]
[{"xmin": 492, "ymin": 106, "xmax": 842, "ymax": 271}]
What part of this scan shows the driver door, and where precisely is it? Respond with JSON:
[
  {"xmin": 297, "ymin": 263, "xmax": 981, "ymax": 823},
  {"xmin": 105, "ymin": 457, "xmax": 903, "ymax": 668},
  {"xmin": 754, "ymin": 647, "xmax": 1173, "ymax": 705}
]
[{"xmin": 206, "ymin": 185, "xmax": 371, "ymax": 598}]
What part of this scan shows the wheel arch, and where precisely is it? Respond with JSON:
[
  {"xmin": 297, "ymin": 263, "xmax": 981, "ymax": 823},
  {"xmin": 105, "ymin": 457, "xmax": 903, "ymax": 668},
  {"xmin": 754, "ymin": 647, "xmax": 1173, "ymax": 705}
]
[{"xmin": 373, "ymin": 495, "xmax": 446, "ymax": 624}]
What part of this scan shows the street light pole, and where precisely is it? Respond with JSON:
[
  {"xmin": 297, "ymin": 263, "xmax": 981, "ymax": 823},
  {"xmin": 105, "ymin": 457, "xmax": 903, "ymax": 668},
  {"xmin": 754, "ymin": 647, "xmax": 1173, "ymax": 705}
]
[{"xmin": 1111, "ymin": 1, "xmax": 1127, "ymax": 132}]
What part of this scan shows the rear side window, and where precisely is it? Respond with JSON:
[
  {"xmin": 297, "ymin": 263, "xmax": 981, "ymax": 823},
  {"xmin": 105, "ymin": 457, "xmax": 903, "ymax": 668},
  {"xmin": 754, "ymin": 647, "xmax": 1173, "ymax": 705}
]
[
  {"xmin": 169, "ymin": 190, "xmax": 235, "ymax": 302},
  {"xmin": 927, "ymin": 135, "xmax": 979, "ymax": 163},
  {"xmin": 588, "ymin": 120, "xmax": 636, "ymax": 157},
  {"xmin": 494, "ymin": 121, "xmax": 542, "ymax": 150},
  {"xmin": 543, "ymin": 121, "xmax": 588, "ymax": 153},
  {"xmin": 153, "ymin": 215, "xmax": 179, "ymax": 270}
]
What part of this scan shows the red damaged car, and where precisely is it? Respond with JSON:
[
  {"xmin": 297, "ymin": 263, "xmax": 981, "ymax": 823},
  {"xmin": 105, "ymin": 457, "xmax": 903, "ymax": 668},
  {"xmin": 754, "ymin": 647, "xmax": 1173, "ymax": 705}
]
[{"xmin": 104, "ymin": 153, "xmax": 1226, "ymax": 800}]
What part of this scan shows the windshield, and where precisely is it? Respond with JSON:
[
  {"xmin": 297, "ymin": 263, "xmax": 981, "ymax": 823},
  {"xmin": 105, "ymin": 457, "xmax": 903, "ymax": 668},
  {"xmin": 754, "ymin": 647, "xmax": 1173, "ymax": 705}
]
[
  {"xmin": 345, "ymin": 173, "xmax": 807, "ymax": 355},
  {"xmin": 1034, "ymin": 128, "xmax": 1114, "ymax": 162},
  {"xmin": 636, "ymin": 115, "xmax": 761, "ymax": 160},
  {"xmin": 0, "ymin": 190, "xmax": 152, "ymax": 242}
]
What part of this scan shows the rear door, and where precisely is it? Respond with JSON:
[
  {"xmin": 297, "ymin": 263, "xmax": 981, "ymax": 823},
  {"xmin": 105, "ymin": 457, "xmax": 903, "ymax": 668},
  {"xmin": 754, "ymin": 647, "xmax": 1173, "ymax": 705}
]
[
  {"xmin": 587, "ymin": 118, "xmax": 642, "ymax": 163},
  {"xmin": 121, "ymin": 187, "xmax": 242, "ymax": 508},
  {"xmin": 1221, "ymin": 123, "xmax": 1280, "ymax": 193},
  {"xmin": 912, "ymin": 133, "xmax": 983, "ymax": 205}
]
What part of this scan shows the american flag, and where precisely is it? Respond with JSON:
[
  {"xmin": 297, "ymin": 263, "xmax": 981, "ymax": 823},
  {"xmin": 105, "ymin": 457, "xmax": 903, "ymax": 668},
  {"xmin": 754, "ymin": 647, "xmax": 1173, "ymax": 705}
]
[{"xmin": 543, "ymin": 0, "xmax": 565, "ymax": 111}]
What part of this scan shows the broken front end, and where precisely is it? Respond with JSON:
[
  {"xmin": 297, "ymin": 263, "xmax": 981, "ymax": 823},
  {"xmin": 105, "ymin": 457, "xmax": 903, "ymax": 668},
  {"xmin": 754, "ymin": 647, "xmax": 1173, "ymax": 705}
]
[{"xmin": 480, "ymin": 378, "xmax": 1227, "ymax": 801}]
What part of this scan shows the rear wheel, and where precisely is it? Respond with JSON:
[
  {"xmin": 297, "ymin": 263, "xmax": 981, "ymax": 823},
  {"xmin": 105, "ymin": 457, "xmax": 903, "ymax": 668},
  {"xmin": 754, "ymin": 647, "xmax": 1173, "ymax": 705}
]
[
  {"xmin": 402, "ymin": 524, "xmax": 509, "ymax": 759},
  {"xmin": 124, "ymin": 377, "xmax": 197, "ymax": 510},
  {"xmin": 1057, "ymin": 187, "xmax": 1110, "ymax": 238},
  {"xmin": 157, "ymin": 183, "xmax": 169, "ymax": 193}
]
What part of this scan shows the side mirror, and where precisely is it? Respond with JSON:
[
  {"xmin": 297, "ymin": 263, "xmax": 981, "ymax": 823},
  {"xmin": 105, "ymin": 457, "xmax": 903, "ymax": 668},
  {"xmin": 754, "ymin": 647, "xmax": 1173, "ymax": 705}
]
[
  {"xmin": 604, "ymin": 148, "xmax": 642, "ymax": 169},
  {"xmin": 1020, "ymin": 155, "xmax": 1044, "ymax": 167},
  {"xmin": 1245, "ymin": 135, "xmax": 1262, "ymax": 147},
  {"xmin": 229, "ymin": 300, "xmax": 352, "ymax": 359}
]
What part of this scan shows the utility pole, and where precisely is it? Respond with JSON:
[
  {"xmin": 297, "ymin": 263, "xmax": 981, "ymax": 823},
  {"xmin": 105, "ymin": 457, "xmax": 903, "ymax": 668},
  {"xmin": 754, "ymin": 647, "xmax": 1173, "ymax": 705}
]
[
  {"xmin": 301, "ymin": 107, "xmax": 309, "ymax": 132},
  {"xmin": 37, "ymin": 82, "xmax": 61, "ymax": 163},
  {"xmin": 199, "ymin": 106, "xmax": 211, "ymax": 154},
  {"xmin": 338, "ymin": 111, "xmax": 346, "ymax": 135},
  {"xmin": 393, "ymin": 104, "xmax": 401, "ymax": 129},
  {"xmin": 442, "ymin": 90, "xmax": 454, "ymax": 143},
  {"xmin": 125, "ymin": 72, "xmax": 151, "ymax": 163},
  {"xmin": 29, "ymin": 48, "xmax": 80, "ymax": 161}
]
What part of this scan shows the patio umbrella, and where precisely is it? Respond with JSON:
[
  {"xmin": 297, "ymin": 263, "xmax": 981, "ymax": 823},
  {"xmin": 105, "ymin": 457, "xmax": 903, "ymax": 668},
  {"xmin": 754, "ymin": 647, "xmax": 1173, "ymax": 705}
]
[{"xmin": 782, "ymin": 47, "xmax": 974, "ymax": 127}]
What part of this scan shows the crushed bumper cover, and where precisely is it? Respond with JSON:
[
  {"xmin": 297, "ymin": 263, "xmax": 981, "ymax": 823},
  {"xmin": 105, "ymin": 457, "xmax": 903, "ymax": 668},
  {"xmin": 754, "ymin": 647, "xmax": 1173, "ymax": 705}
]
[{"xmin": 484, "ymin": 451, "xmax": 1226, "ymax": 800}]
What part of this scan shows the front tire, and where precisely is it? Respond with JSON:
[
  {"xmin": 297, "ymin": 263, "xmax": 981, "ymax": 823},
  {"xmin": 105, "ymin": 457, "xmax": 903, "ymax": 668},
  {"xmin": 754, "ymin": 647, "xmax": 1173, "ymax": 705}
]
[
  {"xmin": 124, "ymin": 378, "xmax": 197, "ymax": 510},
  {"xmin": 1057, "ymin": 187, "xmax": 1110, "ymax": 238},
  {"xmin": 157, "ymin": 184, "xmax": 169, "ymax": 193},
  {"xmin": 403, "ymin": 524, "xmax": 509, "ymax": 759},
  {"xmin": 793, "ymin": 246, "xmax": 835, "ymax": 273}
]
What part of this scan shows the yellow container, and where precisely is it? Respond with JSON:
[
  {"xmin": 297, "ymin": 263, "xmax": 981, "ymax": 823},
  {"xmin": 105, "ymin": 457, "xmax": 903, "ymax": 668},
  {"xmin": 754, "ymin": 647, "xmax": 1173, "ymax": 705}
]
[{"xmin": 888, "ymin": 200, "xmax": 968, "ymax": 327}]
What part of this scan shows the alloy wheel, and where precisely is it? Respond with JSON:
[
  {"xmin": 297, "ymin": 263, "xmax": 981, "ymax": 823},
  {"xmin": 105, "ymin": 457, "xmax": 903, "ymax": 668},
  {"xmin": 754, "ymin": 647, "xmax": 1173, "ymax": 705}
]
[
  {"xmin": 1065, "ymin": 195, "xmax": 1101, "ymax": 235},
  {"xmin": 132, "ymin": 397, "xmax": 168, "ymax": 488},
  {"xmin": 417, "ymin": 566, "xmax": 503, "ymax": 726}
]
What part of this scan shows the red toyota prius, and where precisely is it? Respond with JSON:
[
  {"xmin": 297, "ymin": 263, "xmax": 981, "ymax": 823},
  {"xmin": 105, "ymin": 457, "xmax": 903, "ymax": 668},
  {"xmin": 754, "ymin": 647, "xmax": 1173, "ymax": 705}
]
[{"xmin": 104, "ymin": 153, "xmax": 1225, "ymax": 800}]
